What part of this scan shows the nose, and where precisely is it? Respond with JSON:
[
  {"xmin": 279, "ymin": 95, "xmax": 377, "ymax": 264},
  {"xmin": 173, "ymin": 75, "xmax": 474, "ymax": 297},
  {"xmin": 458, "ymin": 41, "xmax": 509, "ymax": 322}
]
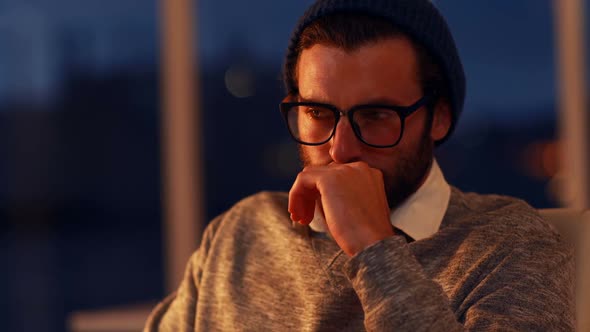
[{"xmin": 329, "ymin": 116, "xmax": 363, "ymax": 163}]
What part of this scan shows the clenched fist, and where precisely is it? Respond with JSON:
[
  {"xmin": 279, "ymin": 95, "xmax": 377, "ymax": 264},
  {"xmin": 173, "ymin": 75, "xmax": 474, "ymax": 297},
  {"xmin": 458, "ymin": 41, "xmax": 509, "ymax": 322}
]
[{"xmin": 289, "ymin": 161, "xmax": 395, "ymax": 256}]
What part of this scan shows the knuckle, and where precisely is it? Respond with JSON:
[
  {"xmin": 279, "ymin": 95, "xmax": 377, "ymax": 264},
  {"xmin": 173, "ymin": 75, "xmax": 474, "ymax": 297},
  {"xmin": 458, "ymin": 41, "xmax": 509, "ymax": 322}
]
[
  {"xmin": 292, "ymin": 172, "xmax": 306, "ymax": 186},
  {"xmin": 371, "ymin": 167, "xmax": 384, "ymax": 179},
  {"xmin": 351, "ymin": 161, "xmax": 369, "ymax": 169}
]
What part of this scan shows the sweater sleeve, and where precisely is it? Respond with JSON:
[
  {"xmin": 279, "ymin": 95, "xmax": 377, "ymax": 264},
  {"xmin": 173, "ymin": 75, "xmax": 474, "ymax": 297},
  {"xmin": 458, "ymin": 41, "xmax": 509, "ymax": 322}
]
[
  {"xmin": 143, "ymin": 214, "xmax": 222, "ymax": 332},
  {"xmin": 343, "ymin": 236, "xmax": 463, "ymax": 331},
  {"xmin": 342, "ymin": 235, "xmax": 575, "ymax": 331}
]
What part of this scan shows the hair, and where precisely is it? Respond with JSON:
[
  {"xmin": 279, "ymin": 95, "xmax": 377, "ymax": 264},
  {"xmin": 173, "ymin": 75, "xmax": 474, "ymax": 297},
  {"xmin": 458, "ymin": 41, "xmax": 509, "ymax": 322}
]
[{"xmin": 287, "ymin": 13, "xmax": 448, "ymax": 113}]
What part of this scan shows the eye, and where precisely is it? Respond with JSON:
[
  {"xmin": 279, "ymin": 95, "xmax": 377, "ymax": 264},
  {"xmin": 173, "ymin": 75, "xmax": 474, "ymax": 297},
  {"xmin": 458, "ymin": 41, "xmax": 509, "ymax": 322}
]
[
  {"xmin": 305, "ymin": 107, "xmax": 332, "ymax": 120},
  {"xmin": 358, "ymin": 109, "xmax": 394, "ymax": 121}
]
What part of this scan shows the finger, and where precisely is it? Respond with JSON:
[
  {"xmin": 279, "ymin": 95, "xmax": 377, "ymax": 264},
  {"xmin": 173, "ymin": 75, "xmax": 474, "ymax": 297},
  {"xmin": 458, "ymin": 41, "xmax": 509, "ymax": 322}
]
[{"xmin": 289, "ymin": 170, "xmax": 321, "ymax": 224}]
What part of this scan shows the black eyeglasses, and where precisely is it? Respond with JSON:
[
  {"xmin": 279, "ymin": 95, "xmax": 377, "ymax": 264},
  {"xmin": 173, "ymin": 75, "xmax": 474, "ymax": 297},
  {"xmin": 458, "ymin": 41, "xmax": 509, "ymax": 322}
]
[{"xmin": 279, "ymin": 93, "xmax": 434, "ymax": 148}]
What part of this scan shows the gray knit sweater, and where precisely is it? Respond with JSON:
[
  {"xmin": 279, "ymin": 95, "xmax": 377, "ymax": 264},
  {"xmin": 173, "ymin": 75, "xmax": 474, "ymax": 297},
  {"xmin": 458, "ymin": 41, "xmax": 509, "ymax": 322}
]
[{"xmin": 145, "ymin": 188, "xmax": 575, "ymax": 331}]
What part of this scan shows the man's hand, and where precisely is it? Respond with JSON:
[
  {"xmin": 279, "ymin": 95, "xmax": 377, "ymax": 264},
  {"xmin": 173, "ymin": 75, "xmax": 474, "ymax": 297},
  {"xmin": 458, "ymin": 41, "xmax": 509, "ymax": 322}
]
[{"xmin": 289, "ymin": 161, "xmax": 395, "ymax": 256}]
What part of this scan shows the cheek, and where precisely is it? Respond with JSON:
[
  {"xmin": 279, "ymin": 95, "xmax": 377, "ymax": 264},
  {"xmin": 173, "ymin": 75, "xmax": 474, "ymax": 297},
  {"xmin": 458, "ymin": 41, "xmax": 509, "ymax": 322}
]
[
  {"xmin": 398, "ymin": 112, "xmax": 430, "ymax": 146},
  {"xmin": 300, "ymin": 145, "xmax": 332, "ymax": 165},
  {"xmin": 370, "ymin": 149, "xmax": 401, "ymax": 173}
]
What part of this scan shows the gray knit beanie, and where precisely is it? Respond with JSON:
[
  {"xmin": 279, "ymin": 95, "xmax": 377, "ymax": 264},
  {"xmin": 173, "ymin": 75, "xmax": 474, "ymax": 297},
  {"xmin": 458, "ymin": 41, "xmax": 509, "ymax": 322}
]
[{"xmin": 283, "ymin": 0, "xmax": 466, "ymax": 144}]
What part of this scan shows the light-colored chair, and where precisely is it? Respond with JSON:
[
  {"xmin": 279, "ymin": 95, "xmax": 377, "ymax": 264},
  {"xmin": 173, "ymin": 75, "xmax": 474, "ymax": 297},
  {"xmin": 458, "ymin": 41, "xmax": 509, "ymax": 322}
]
[{"xmin": 539, "ymin": 209, "xmax": 590, "ymax": 332}]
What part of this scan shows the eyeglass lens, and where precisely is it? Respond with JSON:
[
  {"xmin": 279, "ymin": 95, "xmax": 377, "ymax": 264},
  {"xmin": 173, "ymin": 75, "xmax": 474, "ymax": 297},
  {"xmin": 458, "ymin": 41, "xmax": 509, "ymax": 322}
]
[{"xmin": 286, "ymin": 105, "xmax": 402, "ymax": 147}]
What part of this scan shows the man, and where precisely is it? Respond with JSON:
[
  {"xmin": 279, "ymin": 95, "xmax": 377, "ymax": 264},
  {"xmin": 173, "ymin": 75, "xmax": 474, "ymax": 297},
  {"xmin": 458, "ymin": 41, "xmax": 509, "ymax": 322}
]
[{"xmin": 145, "ymin": 0, "xmax": 575, "ymax": 330}]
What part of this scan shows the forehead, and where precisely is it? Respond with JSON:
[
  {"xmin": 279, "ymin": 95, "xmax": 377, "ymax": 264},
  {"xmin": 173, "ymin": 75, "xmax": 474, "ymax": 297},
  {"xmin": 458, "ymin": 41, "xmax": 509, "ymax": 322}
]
[{"xmin": 296, "ymin": 37, "xmax": 421, "ymax": 107}]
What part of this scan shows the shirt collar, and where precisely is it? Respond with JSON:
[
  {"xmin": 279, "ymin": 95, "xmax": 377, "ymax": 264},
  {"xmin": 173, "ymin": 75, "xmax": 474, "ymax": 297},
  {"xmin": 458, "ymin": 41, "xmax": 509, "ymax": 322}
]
[
  {"xmin": 309, "ymin": 159, "xmax": 451, "ymax": 241},
  {"xmin": 390, "ymin": 159, "xmax": 450, "ymax": 241}
]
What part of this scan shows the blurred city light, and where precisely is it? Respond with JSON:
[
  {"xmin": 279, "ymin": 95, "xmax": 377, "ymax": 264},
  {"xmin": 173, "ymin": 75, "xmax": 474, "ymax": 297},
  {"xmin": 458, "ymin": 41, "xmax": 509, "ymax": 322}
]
[{"xmin": 224, "ymin": 64, "xmax": 256, "ymax": 98}]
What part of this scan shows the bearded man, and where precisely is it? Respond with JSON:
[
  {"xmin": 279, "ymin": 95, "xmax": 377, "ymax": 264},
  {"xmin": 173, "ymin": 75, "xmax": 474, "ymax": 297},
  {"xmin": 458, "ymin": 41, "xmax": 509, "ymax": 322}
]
[{"xmin": 145, "ymin": 0, "xmax": 575, "ymax": 330}]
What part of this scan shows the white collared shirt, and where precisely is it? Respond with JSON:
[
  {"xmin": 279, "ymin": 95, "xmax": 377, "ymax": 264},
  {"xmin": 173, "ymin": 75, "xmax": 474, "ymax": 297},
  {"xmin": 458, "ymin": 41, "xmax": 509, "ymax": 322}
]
[{"xmin": 309, "ymin": 159, "xmax": 451, "ymax": 241}]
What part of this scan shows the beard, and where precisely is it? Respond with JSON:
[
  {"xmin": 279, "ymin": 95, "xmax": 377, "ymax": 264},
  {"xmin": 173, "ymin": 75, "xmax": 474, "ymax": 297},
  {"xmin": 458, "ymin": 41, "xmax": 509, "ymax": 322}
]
[
  {"xmin": 380, "ymin": 130, "xmax": 433, "ymax": 208},
  {"xmin": 299, "ymin": 119, "xmax": 434, "ymax": 210}
]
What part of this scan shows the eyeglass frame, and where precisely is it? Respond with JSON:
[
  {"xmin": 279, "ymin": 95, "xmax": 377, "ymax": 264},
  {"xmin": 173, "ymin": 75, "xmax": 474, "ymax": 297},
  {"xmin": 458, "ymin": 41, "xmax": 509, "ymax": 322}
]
[{"xmin": 279, "ymin": 92, "xmax": 436, "ymax": 148}]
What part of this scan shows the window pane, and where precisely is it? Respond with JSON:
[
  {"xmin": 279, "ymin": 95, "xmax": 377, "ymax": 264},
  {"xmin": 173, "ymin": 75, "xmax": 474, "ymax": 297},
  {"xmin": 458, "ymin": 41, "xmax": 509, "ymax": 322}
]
[
  {"xmin": 0, "ymin": 1, "xmax": 163, "ymax": 330},
  {"xmin": 433, "ymin": 0, "xmax": 587, "ymax": 208}
]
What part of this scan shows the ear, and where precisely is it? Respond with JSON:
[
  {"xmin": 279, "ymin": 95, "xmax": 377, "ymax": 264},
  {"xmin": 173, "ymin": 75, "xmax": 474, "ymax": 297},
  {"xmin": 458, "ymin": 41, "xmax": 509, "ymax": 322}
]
[{"xmin": 430, "ymin": 100, "xmax": 452, "ymax": 141}]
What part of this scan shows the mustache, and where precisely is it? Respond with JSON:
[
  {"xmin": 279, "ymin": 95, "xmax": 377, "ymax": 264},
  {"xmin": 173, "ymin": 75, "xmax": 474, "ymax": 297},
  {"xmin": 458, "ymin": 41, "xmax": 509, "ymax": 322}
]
[{"xmin": 298, "ymin": 145, "xmax": 363, "ymax": 167}]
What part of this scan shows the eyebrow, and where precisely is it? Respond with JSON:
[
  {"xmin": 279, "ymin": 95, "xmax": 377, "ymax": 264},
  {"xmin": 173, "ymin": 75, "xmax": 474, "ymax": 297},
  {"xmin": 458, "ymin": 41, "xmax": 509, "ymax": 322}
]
[{"xmin": 297, "ymin": 95, "xmax": 410, "ymax": 107}]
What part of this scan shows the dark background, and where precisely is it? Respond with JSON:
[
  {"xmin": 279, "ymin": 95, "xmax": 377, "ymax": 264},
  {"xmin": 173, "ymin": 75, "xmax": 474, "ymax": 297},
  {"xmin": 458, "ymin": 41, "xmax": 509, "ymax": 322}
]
[{"xmin": 0, "ymin": 0, "xmax": 587, "ymax": 330}]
